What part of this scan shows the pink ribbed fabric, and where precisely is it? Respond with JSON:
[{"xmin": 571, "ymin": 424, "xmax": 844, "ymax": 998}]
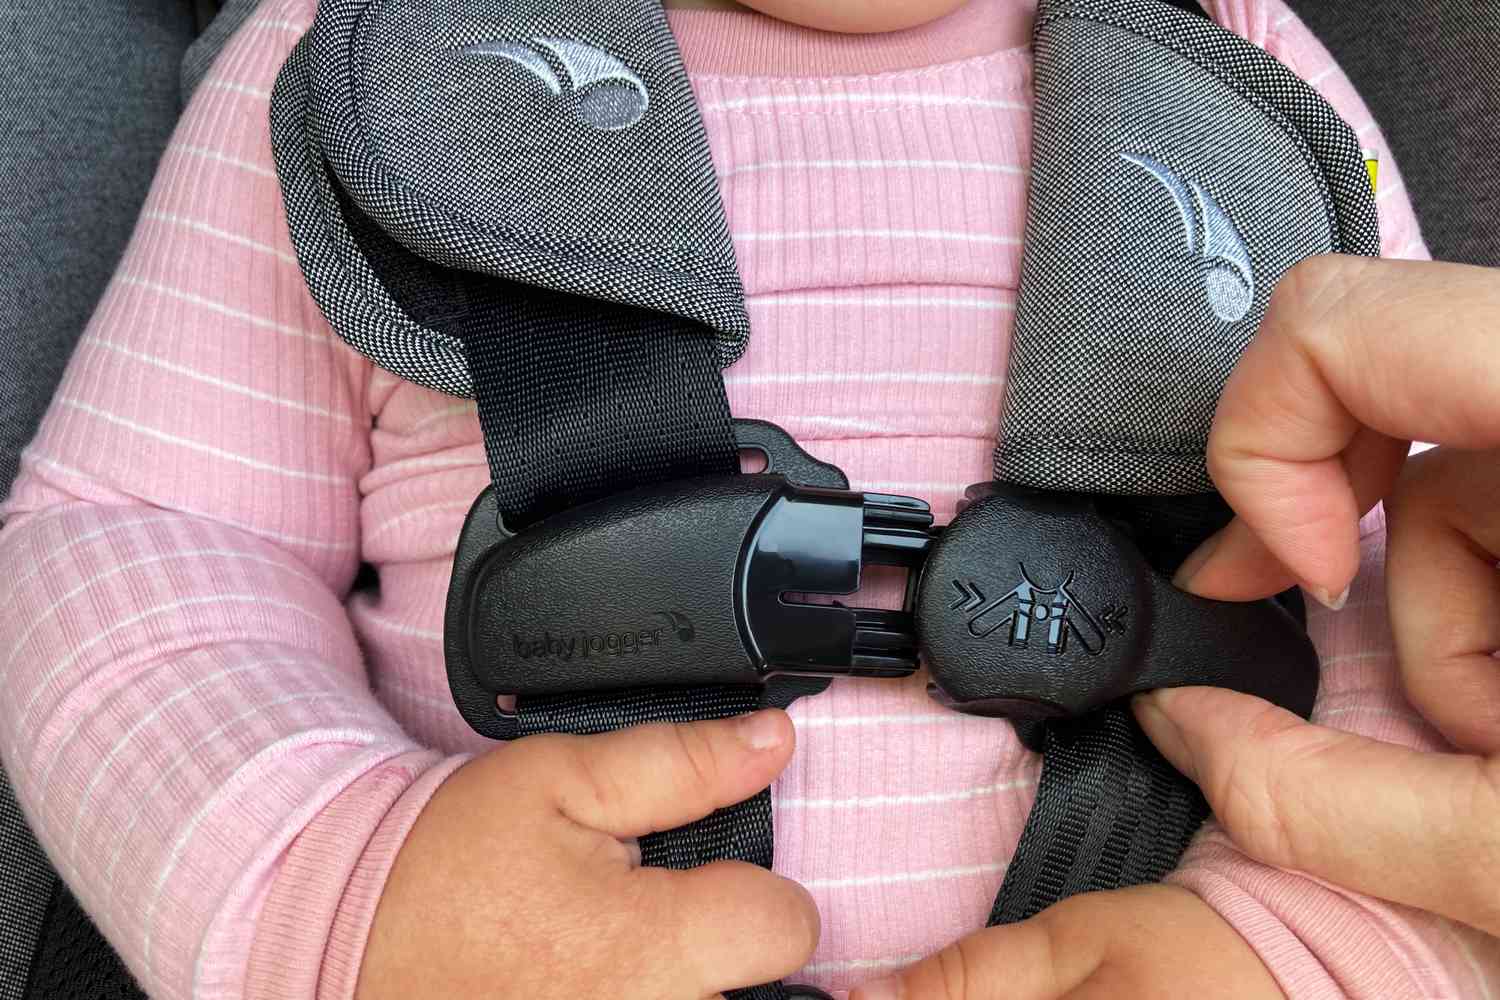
[{"xmin": 1, "ymin": 1, "xmax": 1490, "ymax": 998}]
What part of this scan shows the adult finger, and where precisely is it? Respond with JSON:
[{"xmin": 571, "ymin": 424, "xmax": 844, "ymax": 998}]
[
  {"xmin": 634, "ymin": 861, "xmax": 820, "ymax": 995},
  {"xmin": 1386, "ymin": 447, "xmax": 1500, "ymax": 753},
  {"xmin": 1182, "ymin": 256, "xmax": 1500, "ymax": 605},
  {"xmin": 541, "ymin": 709, "xmax": 795, "ymax": 837},
  {"xmin": 1134, "ymin": 685, "xmax": 1500, "ymax": 936},
  {"xmin": 1173, "ymin": 426, "xmax": 1404, "ymax": 603}
]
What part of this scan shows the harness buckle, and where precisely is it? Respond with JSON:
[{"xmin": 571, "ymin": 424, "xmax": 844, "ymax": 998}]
[{"xmin": 444, "ymin": 424, "xmax": 1318, "ymax": 744}]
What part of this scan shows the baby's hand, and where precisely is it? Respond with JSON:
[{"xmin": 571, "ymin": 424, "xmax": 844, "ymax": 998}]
[
  {"xmin": 357, "ymin": 709, "xmax": 818, "ymax": 1000},
  {"xmin": 851, "ymin": 885, "xmax": 1282, "ymax": 1000}
]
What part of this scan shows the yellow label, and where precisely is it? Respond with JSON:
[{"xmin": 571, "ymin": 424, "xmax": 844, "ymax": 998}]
[{"xmin": 1363, "ymin": 148, "xmax": 1380, "ymax": 192}]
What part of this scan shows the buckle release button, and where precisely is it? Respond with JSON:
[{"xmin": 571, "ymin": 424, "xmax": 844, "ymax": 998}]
[{"xmin": 916, "ymin": 484, "xmax": 1319, "ymax": 728}]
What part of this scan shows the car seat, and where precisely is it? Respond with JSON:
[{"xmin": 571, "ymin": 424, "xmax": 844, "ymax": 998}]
[{"xmin": 0, "ymin": 2, "xmax": 1493, "ymax": 997}]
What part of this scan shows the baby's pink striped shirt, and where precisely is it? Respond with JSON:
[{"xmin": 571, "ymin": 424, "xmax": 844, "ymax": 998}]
[{"xmin": 3, "ymin": 0, "xmax": 1496, "ymax": 997}]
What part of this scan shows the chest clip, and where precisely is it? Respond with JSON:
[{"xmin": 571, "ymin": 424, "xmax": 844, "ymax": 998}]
[{"xmin": 444, "ymin": 422, "xmax": 933, "ymax": 738}]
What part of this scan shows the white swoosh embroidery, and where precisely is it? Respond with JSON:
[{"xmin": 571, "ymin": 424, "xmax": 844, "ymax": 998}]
[
  {"xmin": 461, "ymin": 40, "xmax": 562, "ymax": 94},
  {"xmin": 459, "ymin": 37, "xmax": 649, "ymax": 130},
  {"xmin": 1121, "ymin": 152, "xmax": 1255, "ymax": 322}
]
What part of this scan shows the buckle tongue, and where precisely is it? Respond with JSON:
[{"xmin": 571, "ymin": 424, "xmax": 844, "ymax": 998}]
[{"xmin": 915, "ymin": 484, "xmax": 1319, "ymax": 740}]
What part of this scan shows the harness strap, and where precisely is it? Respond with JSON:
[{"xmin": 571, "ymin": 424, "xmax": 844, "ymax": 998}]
[
  {"xmin": 986, "ymin": 0, "xmax": 1379, "ymax": 925},
  {"xmin": 332, "ymin": 171, "xmax": 739, "ymax": 527},
  {"xmin": 987, "ymin": 494, "xmax": 1231, "ymax": 924},
  {"xmin": 462, "ymin": 291, "xmax": 734, "ymax": 529},
  {"xmin": 989, "ymin": 708, "xmax": 1208, "ymax": 924},
  {"xmin": 336, "ymin": 171, "xmax": 814, "ymax": 999}
]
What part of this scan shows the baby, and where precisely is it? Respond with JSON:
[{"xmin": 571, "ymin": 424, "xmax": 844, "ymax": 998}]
[{"xmin": 0, "ymin": 0, "xmax": 1490, "ymax": 997}]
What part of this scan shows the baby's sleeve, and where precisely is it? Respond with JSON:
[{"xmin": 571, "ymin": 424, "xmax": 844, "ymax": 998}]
[
  {"xmin": 0, "ymin": 2, "xmax": 463, "ymax": 998},
  {"xmin": 1166, "ymin": 4, "xmax": 1500, "ymax": 997}
]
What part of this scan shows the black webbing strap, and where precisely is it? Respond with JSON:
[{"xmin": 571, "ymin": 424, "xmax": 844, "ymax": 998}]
[
  {"xmin": 459, "ymin": 279, "xmax": 738, "ymax": 529},
  {"xmin": 989, "ymin": 707, "xmax": 1208, "ymax": 924},
  {"xmin": 988, "ymin": 494, "xmax": 1251, "ymax": 925},
  {"xmin": 336, "ymin": 179, "xmax": 800, "ymax": 1000},
  {"xmin": 332, "ymin": 171, "xmax": 740, "ymax": 529}
]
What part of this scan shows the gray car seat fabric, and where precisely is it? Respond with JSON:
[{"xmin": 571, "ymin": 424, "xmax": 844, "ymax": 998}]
[
  {"xmin": 0, "ymin": 2, "xmax": 196, "ymax": 995},
  {"xmin": 0, "ymin": 0, "xmax": 197, "ymax": 494},
  {"xmin": 1286, "ymin": 0, "xmax": 1499, "ymax": 265},
  {"xmin": 182, "ymin": 0, "xmax": 263, "ymax": 102},
  {"xmin": 0, "ymin": 781, "xmax": 53, "ymax": 1000}
]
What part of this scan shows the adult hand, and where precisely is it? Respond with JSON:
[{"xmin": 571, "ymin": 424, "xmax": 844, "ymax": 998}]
[
  {"xmin": 853, "ymin": 255, "xmax": 1500, "ymax": 1000},
  {"xmin": 1136, "ymin": 255, "xmax": 1500, "ymax": 936},
  {"xmin": 357, "ymin": 709, "xmax": 818, "ymax": 999}
]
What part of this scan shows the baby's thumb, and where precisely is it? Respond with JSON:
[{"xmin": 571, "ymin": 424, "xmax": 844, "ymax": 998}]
[
  {"xmin": 1133, "ymin": 686, "xmax": 1500, "ymax": 937},
  {"xmin": 546, "ymin": 709, "xmax": 795, "ymax": 838},
  {"xmin": 850, "ymin": 905, "xmax": 1106, "ymax": 1000}
]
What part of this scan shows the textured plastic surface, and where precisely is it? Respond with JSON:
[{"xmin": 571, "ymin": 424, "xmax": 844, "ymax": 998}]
[
  {"xmin": 735, "ymin": 418, "xmax": 849, "ymax": 490},
  {"xmin": 445, "ymin": 422, "xmax": 928, "ymax": 737},
  {"xmin": 917, "ymin": 484, "xmax": 1319, "ymax": 724}
]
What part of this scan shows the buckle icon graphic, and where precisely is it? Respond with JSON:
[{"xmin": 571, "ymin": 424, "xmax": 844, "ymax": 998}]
[{"xmin": 956, "ymin": 564, "xmax": 1112, "ymax": 656}]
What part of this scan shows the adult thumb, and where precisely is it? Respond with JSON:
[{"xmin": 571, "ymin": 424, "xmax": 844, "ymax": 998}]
[{"xmin": 1133, "ymin": 686, "xmax": 1500, "ymax": 936}]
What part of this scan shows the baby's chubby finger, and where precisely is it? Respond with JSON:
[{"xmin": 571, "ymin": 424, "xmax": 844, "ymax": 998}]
[
  {"xmin": 849, "ymin": 886, "xmax": 1279, "ymax": 1000},
  {"xmin": 539, "ymin": 711, "xmax": 816, "ymax": 996},
  {"xmin": 538, "ymin": 709, "xmax": 796, "ymax": 838},
  {"xmin": 851, "ymin": 895, "xmax": 1112, "ymax": 1000},
  {"xmin": 1180, "ymin": 256, "xmax": 1500, "ymax": 607},
  {"xmin": 1134, "ymin": 686, "xmax": 1500, "ymax": 936},
  {"xmin": 636, "ymin": 861, "xmax": 820, "ymax": 994}
]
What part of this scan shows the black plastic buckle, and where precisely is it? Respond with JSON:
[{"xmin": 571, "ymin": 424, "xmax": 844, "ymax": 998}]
[
  {"xmin": 444, "ymin": 421, "xmax": 933, "ymax": 740},
  {"xmin": 445, "ymin": 422, "xmax": 1319, "ymax": 743},
  {"xmin": 914, "ymin": 483, "xmax": 1318, "ymax": 749}
]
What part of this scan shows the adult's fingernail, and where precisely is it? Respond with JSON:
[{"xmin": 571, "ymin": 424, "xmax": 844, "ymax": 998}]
[
  {"xmin": 620, "ymin": 837, "xmax": 642, "ymax": 868},
  {"xmin": 1132, "ymin": 692, "xmax": 1191, "ymax": 777},
  {"xmin": 1309, "ymin": 584, "xmax": 1350, "ymax": 612},
  {"xmin": 1172, "ymin": 529, "xmax": 1225, "ymax": 591},
  {"xmin": 851, "ymin": 978, "xmax": 904, "ymax": 1000},
  {"xmin": 736, "ymin": 709, "xmax": 786, "ymax": 751}
]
